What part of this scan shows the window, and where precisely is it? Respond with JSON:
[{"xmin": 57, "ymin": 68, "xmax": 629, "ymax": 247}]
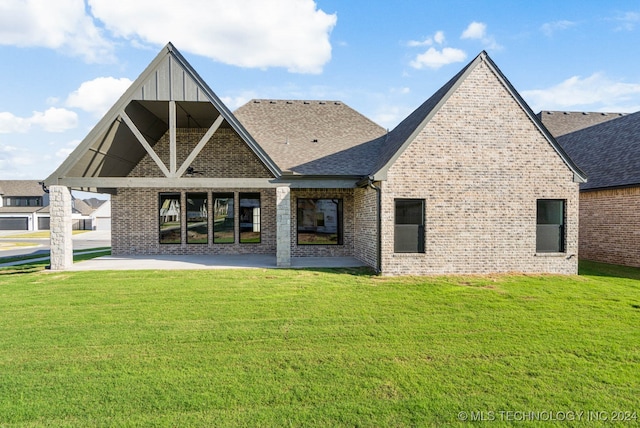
[
  {"xmin": 239, "ymin": 193, "xmax": 261, "ymax": 243},
  {"xmin": 186, "ymin": 193, "xmax": 208, "ymax": 244},
  {"xmin": 213, "ymin": 193, "xmax": 235, "ymax": 244},
  {"xmin": 297, "ymin": 198, "xmax": 343, "ymax": 245},
  {"xmin": 394, "ymin": 199, "xmax": 425, "ymax": 253},
  {"xmin": 536, "ymin": 199, "xmax": 565, "ymax": 253},
  {"xmin": 5, "ymin": 197, "xmax": 42, "ymax": 207},
  {"xmin": 159, "ymin": 193, "xmax": 181, "ymax": 244}
]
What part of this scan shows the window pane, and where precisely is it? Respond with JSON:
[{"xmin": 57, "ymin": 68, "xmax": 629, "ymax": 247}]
[
  {"xmin": 159, "ymin": 194, "xmax": 181, "ymax": 244},
  {"xmin": 536, "ymin": 199, "xmax": 565, "ymax": 252},
  {"xmin": 297, "ymin": 198, "xmax": 343, "ymax": 245},
  {"xmin": 240, "ymin": 193, "xmax": 260, "ymax": 243},
  {"xmin": 213, "ymin": 193, "xmax": 235, "ymax": 244},
  {"xmin": 187, "ymin": 193, "xmax": 208, "ymax": 244},
  {"xmin": 394, "ymin": 199, "xmax": 425, "ymax": 253},
  {"xmin": 395, "ymin": 200, "xmax": 424, "ymax": 225}
]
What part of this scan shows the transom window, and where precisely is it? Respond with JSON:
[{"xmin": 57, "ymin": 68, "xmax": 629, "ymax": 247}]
[
  {"xmin": 536, "ymin": 199, "xmax": 565, "ymax": 253},
  {"xmin": 394, "ymin": 199, "xmax": 425, "ymax": 253},
  {"xmin": 297, "ymin": 198, "xmax": 343, "ymax": 245}
]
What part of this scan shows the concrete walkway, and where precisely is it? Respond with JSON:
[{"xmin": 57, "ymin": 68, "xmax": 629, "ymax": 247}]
[{"xmin": 68, "ymin": 254, "xmax": 367, "ymax": 271}]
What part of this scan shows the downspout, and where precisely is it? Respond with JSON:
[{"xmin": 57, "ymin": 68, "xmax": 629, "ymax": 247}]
[{"xmin": 365, "ymin": 176, "xmax": 382, "ymax": 274}]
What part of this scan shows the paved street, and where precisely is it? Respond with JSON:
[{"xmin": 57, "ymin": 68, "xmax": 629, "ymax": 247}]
[{"xmin": 0, "ymin": 231, "xmax": 111, "ymax": 258}]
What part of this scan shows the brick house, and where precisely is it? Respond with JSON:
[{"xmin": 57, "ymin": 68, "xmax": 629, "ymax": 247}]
[
  {"xmin": 542, "ymin": 111, "xmax": 640, "ymax": 268},
  {"xmin": 44, "ymin": 44, "xmax": 585, "ymax": 274}
]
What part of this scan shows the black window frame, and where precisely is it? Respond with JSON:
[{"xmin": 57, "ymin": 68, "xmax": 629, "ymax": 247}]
[
  {"xmin": 186, "ymin": 192, "xmax": 208, "ymax": 244},
  {"xmin": 296, "ymin": 198, "xmax": 344, "ymax": 245},
  {"xmin": 394, "ymin": 199, "xmax": 425, "ymax": 253},
  {"xmin": 536, "ymin": 199, "xmax": 566, "ymax": 253},
  {"xmin": 159, "ymin": 193, "xmax": 182, "ymax": 245},
  {"xmin": 213, "ymin": 192, "xmax": 235, "ymax": 244},
  {"xmin": 239, "ymin": 192, "xmax": 261, "ymax": 244}
]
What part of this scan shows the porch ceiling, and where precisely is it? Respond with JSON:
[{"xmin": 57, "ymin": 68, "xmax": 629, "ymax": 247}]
[{"xmin": 65, "ymin": 100, "xmax": 227, "ymax": 180}]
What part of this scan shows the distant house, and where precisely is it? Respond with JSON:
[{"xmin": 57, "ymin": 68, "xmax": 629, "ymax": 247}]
[
  {"xmin": 543, "ymin": 111, "xmax": 640, "ymax": 268},
  {"xmin": 0, "ymin": 180, "xmax": 49, "ymax": 230},
  {"xmin": 90, "ymin": 200, "xmax": 111, "ymax": 231},
  {"xmin": 0, "ymin": 180, "xmax": 109, "ymax": 231},
  {"xmin": 44, "ymin": 44, "xmax": 585, "ymax": 274}
]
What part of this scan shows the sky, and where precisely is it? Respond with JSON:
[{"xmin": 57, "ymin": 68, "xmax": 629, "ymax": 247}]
[{"xmin": 1, "ymin": 0, "xmax": 640, "ymax": 190}]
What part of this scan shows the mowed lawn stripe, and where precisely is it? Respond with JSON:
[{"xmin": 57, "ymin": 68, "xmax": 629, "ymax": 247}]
[{"xmin": 0, "ymin": 263, "xmax": 638, "ymax": 426}]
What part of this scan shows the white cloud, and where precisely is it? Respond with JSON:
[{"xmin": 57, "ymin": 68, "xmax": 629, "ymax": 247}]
[
  {"xmin": 522, "ymin": 73, "xmax": 640, "ymax": 113},
  {"xmin": 408, "ymin": 30, "xmax": 445, "ymax": 47},
  {"xmin": 88, "ymin": 0, "xmax": 337, "ymax": 74},
  {"xmin": 540, "ymin": 20, "xmax": 576, "ymax": 37},
  {"xmin": 66, "ymin": 77, "xmax": 133, "ymax": 117},
  {"xmin": 461, "ymin": 22, "xmax": 486, "ymax": 40},
  {"xmin": 460, "ymin": 21, "xmax": 501, "ymax": 50},
  {"xmin": 0, "ymin": 0, "xmax": 114, "ymax": 63},
  {"xmin": 222, "ymin": 93, "xmax": 259, "ymax": 111},
  {"xmin": 612, "ymin": 11, "xmax": 640, "ymax": 31},
  {"xmin": 410, "ymin": 47, "xmax": 467, "ymax": 70},
  {"xmin": 0, "ymin": 108, "xmax": 78, "ymax": 134}
]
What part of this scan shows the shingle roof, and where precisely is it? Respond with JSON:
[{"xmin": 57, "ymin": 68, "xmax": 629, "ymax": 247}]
[
  {"xmin": 556, "ymin": 110, "xmax": 640, "ymax": 190},
  {"xmin": 538, "ymin": 111, "xmax": 627, "ymax": 137},
  {"xmin": 0, "ymin": 180, "xmax": 45, "ymax": 197},
  {"xmin": 233, "ymin": 100, "xmax": 387, "ymax": 175}
]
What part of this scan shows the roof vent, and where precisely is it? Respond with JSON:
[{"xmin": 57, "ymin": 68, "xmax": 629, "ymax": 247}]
[
  {"xmin": 286, "ymin": 101, "xmax": 293, "ymax": 104},
  {"xmin": 303, "ymin": 101, "xmax": 310, "ymax": 104},
  {"xmin": 269, "ymin": 100, "xmax": 276, "ymax": 104},
  {"xmin": 319, "ymin": 101, "xmax": 326, "ymax": 105},
  {"xmin": 253, "ymin": 100, "xmax": 260, "ymax": 103},
  {"xmin": 334, "ymin": 102, "xmax": 341, "ymax": 105},
  {"xmin": 312, "ymin": 139, "xmax": 318, "ymax": 143}
]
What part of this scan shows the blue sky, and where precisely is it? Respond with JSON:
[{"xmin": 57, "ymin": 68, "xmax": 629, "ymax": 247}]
[{"xmin": 1, "ymin": 0, "xmax": 639, "ymax": 186}]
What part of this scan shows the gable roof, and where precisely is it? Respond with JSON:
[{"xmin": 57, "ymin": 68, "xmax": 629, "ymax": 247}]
[
  {"xmin": 556, "ymin": 110, "xmax": 640, "ymax": 190},
  {"xmin": 370, "ymin": 52, "xmax": 587, "ymax": 182},
  {"xmin": 0, "ymin": 180, "xmax": 45, "ymax": 197},
  {"xmin": 45, "ymin": 43, "xmax": 280, "ymax": 191},
  {"xmin": 538, "ymin": 111, "xmax": 627, "ymax": 137},
  {"xmin": 234, "ymin": 100, "xmax": 386, "ymax": 175}
]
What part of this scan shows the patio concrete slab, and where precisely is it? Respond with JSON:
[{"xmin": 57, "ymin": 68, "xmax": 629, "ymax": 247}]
[{"xmin": 68, "ymin": 254, "xmax": 366, "ymax": 271}]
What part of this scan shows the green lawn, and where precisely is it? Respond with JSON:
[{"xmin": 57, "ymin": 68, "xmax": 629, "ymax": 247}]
[{"xmin": 0, "ymin": 261, "xmax": 638, "ymax": 426}]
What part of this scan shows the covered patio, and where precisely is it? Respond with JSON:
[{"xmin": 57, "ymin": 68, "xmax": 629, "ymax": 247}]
[{"xmin": 68, "ymin": 254, "xmax": 367, "ymax": 271}]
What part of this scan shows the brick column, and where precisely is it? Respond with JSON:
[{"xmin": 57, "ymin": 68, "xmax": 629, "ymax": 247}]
[
  {"xmin": 49, "ymin": 185, "xmax": 73, "ymax": 270},
  {"xmin": 276, "ymin": 186, "xmax": 291, "ymax": 267}
]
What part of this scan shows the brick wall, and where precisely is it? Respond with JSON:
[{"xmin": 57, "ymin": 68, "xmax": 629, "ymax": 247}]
[
  {"xmin": 129, "ymin": 128, "xmax": 273, "ymax": 178},
  {"xmin": 381, "ymin": 60, "xmax": 580, "ymax": 275},
  {"xmin": 579, "ymin": 187, "xmax": 640, "ymax": 267},
  {"xmin": 112, "ymin": 187, "xmax": 276, "ymax": 255},
  {"xmin": 354, "ymin": 185, "xmax": 378, "ymax": 269}
]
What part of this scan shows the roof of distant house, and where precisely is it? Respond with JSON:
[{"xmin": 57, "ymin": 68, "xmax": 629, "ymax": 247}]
[
  {"xmin": 538, "ymin": 111, "xmax": 627, "ymax": 137},
  {"xmin": 0, "ymin": 180, "xmax": 45, "ymax": 197},
  {"xmin": 556, "ymin": 110, "xmax": 640, "ymax": 190}
]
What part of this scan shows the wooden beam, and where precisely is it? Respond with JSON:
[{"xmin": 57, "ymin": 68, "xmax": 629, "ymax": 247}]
[
  {"xmin": 176, "ymin": 114, "xmax": 225, "ymax": 177},
  {"xmin": 120, "ymin": 111, "xmax": 171, "ymax": 177},
  {"xmin": 169, "ymin": 100, "xmax": 177, "ymax": 175},
  {"xmin": 56, "ymin": 176, "xmax": 360, "ymax": 189}
]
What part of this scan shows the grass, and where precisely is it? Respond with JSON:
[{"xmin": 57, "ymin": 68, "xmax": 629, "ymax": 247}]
[
  {"xmin": 0, "ymin": 262, "xmax": 638, "ymax": 426},
  {"xmin": 2, "ymin": 230, "xmax": 89, "ymax": 239},
  {"xmin": 0, "ymin": 248, "xmax": 111, "ymax": 267}
]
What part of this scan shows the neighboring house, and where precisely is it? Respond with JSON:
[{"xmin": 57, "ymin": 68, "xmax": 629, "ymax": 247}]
[
  {"xmin": 543, "ymin": 111, "xmax": 640, "ymax": 268},
  {"xmin": 90, "ymin": 200, "xmax": 111, "ymax": 231},
  {"xmin": 44, "ymin": 44, "xmax": 585, "ymax": 274},
  {"xmin": 0, "ymin": 180, "xmax": 49, "ymax": 231}
]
